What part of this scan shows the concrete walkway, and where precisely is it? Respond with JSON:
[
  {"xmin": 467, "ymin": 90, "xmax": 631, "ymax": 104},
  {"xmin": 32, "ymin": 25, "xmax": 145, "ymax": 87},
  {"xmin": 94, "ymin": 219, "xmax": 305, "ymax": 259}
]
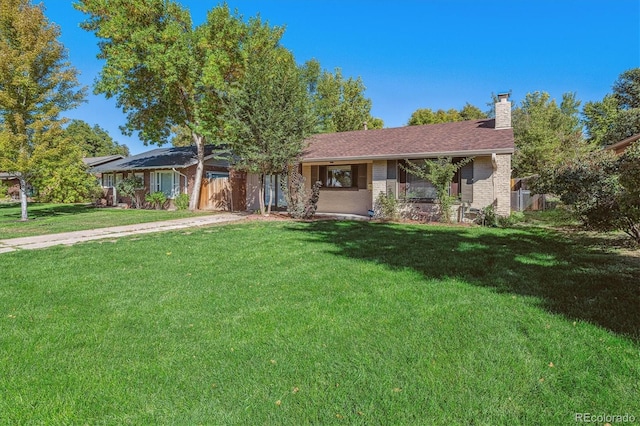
[{"xmin": 0, "ymin": 213, "xmax": 246, "ymax": 254}]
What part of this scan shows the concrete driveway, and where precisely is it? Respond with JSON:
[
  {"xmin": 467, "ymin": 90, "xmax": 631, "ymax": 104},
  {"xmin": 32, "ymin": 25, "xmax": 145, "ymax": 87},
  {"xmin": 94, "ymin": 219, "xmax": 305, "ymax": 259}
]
[{"xmin": 0, "ymin": 213, "xmax": 246, "ymax": 254}]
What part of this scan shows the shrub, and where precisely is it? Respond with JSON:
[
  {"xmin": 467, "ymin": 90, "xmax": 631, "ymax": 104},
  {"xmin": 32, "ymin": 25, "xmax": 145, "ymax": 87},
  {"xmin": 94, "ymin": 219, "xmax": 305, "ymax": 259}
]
[
  {"xmin": 498, "ymin": 211, "xmax": 525, "ymax": 227},
  {"xmin": 282, "ymin": 169, "xmax": 322, "ymax": 219},
  {"xmin": 400, "ymin": 157, "xmax": 473, "ymax": 223},
  {"xmin": 0, "ymin": 180, "xmax": 9, "ymax": 200},
  {"xmin": 475, "ymin": 204, "xmax": 499, "ymax": 227},
  {"xmin": 536, "ymin": 144, "xmax": 640, "ymax": 243},
  {"xmin": 116, "ymin": 176, "xmax": 144, "ymax": 208},
  {"xmin": 174, "ymin": 193, "xmax": 190, "ymax": 210},
  {"xmin": 145, "ymin": 191, "xmax": 167, "ymax": 210},
  {"xmin": 374, "ymin": 191, "xmax": 400, "ymax": 221}
]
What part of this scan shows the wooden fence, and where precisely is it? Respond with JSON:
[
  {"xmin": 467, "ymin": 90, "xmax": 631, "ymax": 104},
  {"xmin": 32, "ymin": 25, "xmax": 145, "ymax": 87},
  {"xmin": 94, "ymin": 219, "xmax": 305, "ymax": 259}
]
[{"xmin": 199, "ymin": 177, "xmax": 231, "ymax": 210}]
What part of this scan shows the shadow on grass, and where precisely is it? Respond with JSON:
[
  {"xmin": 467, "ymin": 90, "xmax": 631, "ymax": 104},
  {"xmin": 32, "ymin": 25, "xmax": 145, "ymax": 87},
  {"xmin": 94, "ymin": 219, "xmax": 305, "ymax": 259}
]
[
  {"xmin": 286, "ymin": 221, "xmax": 640, "ymax": 342},
  {"xmin": 0, "ymin": 203, "xmax": 96, "ymax": 219}
]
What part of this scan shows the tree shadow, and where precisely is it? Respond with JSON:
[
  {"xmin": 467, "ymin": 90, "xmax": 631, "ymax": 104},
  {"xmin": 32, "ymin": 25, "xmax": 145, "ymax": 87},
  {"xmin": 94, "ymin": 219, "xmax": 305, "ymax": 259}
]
[
  {"xmin": 285, "ymin": 220, "xmax": 640, "ymax": 342},
  {"xmin": 0, "ymin": 203, "xmax": 97, "ymax": 218}
]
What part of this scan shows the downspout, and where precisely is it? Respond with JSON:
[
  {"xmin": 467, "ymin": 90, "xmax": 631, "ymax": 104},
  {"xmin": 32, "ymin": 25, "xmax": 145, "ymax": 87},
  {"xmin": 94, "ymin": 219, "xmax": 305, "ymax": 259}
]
[{"xmin": 172, "ymin": 168, "xmax": 189, "ymax": 196}]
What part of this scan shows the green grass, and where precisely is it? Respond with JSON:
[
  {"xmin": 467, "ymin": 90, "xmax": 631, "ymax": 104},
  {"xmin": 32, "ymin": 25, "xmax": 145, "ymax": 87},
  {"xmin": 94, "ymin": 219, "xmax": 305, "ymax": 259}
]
[
  {"xmin": 0, "ymin": 202, "xmax": 212, "ymax": 239},
  {"xmin": 1, "ymin": 220, "xmax": 639, "ymax": 424}
]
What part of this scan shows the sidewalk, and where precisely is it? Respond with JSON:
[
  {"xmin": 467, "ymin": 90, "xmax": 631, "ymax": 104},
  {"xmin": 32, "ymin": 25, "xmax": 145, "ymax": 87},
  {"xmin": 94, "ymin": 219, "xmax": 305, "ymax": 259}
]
[{"xmin": 0, "ymin": 213, "xmax": 246, "ymax": 254}]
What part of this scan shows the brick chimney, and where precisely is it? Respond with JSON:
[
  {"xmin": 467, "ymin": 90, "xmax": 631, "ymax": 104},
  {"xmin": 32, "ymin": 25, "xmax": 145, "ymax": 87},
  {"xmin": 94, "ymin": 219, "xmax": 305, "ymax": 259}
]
[{"xmin": 495, "ymin": 92, "xmax": 511, "ymax": 129}]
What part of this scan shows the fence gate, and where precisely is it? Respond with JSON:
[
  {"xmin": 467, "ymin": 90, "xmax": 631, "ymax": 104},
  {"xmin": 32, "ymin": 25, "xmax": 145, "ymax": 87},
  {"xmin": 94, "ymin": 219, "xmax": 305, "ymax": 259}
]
[
  {"xmin": 199, "ymin": 177, "xmax": 231, "ymax": 210},
  {"xmin": 511, "ymin": 189, "xmax": 546, "ymax": 212}
]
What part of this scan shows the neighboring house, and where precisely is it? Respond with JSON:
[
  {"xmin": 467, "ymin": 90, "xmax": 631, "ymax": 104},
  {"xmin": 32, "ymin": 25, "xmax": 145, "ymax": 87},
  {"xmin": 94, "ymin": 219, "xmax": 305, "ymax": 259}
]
[
  {"xmin": 90, "ymin": 145, "xmax": 239, "ymax": 209},
  {"xmin": 83, "ymin": 155, "xmax": 124, "ymax": 169},
  {"xmin": 0, "ymin": 172, "xmax": 21, "ymax": 199},
  {"xmin": 247, "ymin": 94, "xmax": 515, "ymax": 219},
  {"xmin": 604, "ymin": 133, "xmax": 640, "ymax": 155}
]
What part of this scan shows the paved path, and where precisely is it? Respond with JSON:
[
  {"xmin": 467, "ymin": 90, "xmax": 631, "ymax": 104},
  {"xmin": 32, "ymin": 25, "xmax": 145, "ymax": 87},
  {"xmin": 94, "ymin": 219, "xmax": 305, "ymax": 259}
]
[{"xmin": 0, "ymin": 213, "xmax": 246, "ymax": 254}]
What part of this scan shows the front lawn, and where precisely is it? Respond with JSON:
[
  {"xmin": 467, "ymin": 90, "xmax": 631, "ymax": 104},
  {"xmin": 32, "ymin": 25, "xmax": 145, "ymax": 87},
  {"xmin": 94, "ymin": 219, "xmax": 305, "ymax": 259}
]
[
  {"xmin": 1, "ymin": 220, "xmax": 638, "ymax": 424},
  {"xmin": 0, "ymin": 202, "xmax": 212, "ymax": 239}
]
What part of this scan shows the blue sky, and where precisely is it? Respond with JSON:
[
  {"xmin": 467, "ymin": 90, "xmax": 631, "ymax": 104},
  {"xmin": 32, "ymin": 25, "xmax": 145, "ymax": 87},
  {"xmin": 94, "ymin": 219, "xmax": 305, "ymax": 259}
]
[{"xmin": 43, "ymin": 0, "xmax": 639, "ymax": 155}]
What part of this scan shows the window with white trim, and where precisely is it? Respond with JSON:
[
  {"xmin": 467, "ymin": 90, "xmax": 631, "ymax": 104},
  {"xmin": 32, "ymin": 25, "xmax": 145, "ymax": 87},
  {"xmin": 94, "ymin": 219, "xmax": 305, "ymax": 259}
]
[
  {"xmin": 102, "ymin": 173, "xmax": 114, "ymax": 188},
  {"xmin": 150, "ymin": 170, "xmax": 180, "ymax": 198}
]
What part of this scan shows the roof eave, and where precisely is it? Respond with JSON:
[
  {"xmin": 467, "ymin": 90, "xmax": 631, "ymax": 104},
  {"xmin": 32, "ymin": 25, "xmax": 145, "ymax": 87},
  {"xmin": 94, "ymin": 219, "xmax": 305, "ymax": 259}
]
[
  {"xmin": 91, "ymin": 161, "xmax": 198, "ymax": 173},
  {"xmin": 301, "ymin": 147, "xmax": 515, "ymax": 163},
  {"xmin": 605, "ymin": 133, "xmax": 640, "ymax": 151}
]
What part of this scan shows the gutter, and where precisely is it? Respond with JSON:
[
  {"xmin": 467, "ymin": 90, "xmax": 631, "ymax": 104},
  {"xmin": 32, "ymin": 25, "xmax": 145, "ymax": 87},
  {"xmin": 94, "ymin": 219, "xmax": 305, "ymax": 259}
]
[
  {"xmin": 302, "ymin": 148, "xmax": 515, "ymax": 163},
  {"xmin": 172, "ymin": 168, "xmax": 189, "ymax": 194}
]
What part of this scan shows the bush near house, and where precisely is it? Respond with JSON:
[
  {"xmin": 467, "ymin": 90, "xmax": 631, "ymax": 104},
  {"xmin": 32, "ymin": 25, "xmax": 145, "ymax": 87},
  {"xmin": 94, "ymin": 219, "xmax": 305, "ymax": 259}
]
[
  {"xmin": 116, "ymin": 176, "xmax": 144, "ymax": 208},
  {"xmin": 534, "ymin": 142, "xmax": 640, "ymax": 243},
  {"xmin": 174, "ymin": 193, "xmax": 189, "ymax": 210},
  {"xmin": 145, "ymin": 191, "xmax": 167, "ymax": 210}
]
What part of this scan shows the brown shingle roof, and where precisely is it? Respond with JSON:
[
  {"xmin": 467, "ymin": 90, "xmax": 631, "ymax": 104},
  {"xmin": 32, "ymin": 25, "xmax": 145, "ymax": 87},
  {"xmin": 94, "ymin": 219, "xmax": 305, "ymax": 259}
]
[{"xmin": 302, "ymin": 119, "xmax": 515, "ymax": 162}]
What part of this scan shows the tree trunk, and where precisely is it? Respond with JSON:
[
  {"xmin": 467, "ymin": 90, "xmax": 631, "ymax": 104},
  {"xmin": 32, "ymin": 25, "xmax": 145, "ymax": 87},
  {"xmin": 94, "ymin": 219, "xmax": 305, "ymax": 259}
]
[
  {"xmin": 266, "ymin": 178, "xmax": 273, "ymax": 216},
  {"xmin": 258, "ymin": 174, "xmax": 266, "ymax": 215},
  {"xmin": 189, "ymin": 132, "xmax": 205, "ymax": 211},
  {"xmin": 19, "ymin": 176, "xmax": 28, "ymax": 221}
]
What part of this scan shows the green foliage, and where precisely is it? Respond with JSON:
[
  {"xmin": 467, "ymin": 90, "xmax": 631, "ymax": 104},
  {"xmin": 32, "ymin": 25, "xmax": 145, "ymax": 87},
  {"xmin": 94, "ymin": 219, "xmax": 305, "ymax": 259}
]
[
  {"xmin": 0, "ymin": 0, "xmax": 85, "ymax": 219},
  {"xmin": 536, "ymin": 144, "xmax": 640, "ymax": 243},
  {"xmin": 36, "ymin": 158, "xmax": 102, "ymax": 203},
  {"xmin": 116, "ymin": 176, "xmax": 144, "ymax": 208},
  {"xmin": 174, "ymin": 193, "xmax": 189, "ymax": 210},
  {"xmin": 0, "ymin": 180, "xmax": 9, "ymax": 199},
  {"xmin": 512, "ymin": 91, "xmax": 590, "ymax": 177},
  {"xmin": 223, "ymin": 35, "xmax": 314, "ymax": 215},
  {"xmin": 75, "ymin": 1, "xmax": 256, "ymax": 210},
  {"xmin": 401, "ymin": 157, "xmax": 473, "ymax": 223},
  {"xmin": 583, "ymin": 68, "xmax": 640, "ymax": 147},
  {"xmin": 145, "ymin": 191, "xmax": 167, "ymax": 210},
  {"xmin": 374, "ymin": 191, "xmax": 400, "ymax": 221},
  {"xmin": 282, "ymin": 169, "xmax": 322, "ymax": 219},
  {"xmin": 459, "ymin": 102, "xmax": 488, "ymax": 120},
  {"xmin": 613, "ymin": 67, "xmax": 640, "ymax": 109},
  {"xmin": 64, "ymin": 119, "xmax": 129, "ymax": 157},
  {"xmin": 303, "ymin": 59, "xmax": 383, "ymax": 133},
  {"xmin": 475, "ymin": 204, "xmax": 498, "ymax": 227},
  {"xmin": 407, "ymin": 103, "xmax": 487, "ymax": 126}
]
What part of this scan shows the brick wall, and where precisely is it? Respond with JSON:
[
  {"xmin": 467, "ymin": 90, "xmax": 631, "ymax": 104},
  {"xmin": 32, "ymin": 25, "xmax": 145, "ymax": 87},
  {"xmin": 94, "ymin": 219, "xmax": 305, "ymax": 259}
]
[
  {"xmin": 372, "ymin": 160, "xmax": 387, "ymax": 201},
  {"xmin": 469, "ymin": 154, "xmax": 512, "ymax": 216},
  {"xmin": 494, "ymin": 154, "xmax": 511, "ymax": 216}
]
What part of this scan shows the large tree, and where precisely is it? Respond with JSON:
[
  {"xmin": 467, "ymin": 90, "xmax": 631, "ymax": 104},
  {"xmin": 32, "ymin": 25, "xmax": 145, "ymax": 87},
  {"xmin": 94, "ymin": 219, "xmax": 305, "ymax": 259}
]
[
  {"xmin": 512, "ymin": 91, "xmax": 589, "ymax": 177},
  {"xmin": 407, "ymin": 102, "xmax": 487, "ymax": 126},
  {"xmin": 0, "ymin": 0, "xmax": 85, "ymax": 220},
  {"xmin": 583, "ymin": 68, "xmax": 640, "ymax": 147},
  {"xmin": 76, "ymin": 1, "xmax": 258, "ymax": 210},
  {"xmin": 223, "ymin": 31, "xmax": 314, "ymax": 215},
  {"xmin": 64, "ymin": 119, "xmax": 129, "ymax": 156},
  {"xmin": 303, "ymin": 59, "xmax": 382, "ymax": 133}
]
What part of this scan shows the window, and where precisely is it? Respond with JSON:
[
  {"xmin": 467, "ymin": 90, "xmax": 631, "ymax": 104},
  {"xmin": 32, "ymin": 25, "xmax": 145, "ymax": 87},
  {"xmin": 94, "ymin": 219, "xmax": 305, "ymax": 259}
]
[
  {"xmin": 312, "ymin": 164, "xmax": 367, "ymax": 189},
  {"xmin": 115, "ymin": 173, "xmax": 124, "ymax": 186},
  {"xmin": 263, "ymin": 174, "xmax": 287, "ymax": 209},
  {"xmin": 206, "ymin": 171, "xmax": 230, "ymax": 179},
  {"xmin": 102, "ymin": 173, "xmax": 114, "ymax": 188},
  {"xmin": 133, "ymin": 172, "xmax": 145, "ymax": 189},
  {"xmin": 325, "ymin": 165, "xmax": 352, "ymax": 187},
  {"xmin": 150, "ymin": 171, "xmax": 179, "ymax": 198},
  {"xmin": 405, "ymin": 160, "xmax": 438, "ymax": 200},
  {"xmin": 399, "ymin": 158, "xmax": 474, "ymax": 202}
]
